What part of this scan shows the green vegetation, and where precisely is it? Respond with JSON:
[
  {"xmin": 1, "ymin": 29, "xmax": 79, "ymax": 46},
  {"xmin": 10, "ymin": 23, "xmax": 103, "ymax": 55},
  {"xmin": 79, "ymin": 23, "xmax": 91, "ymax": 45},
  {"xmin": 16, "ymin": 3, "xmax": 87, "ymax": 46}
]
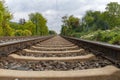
[
  {"xmin": 61, "ymin": 15, "xmax": 81, "ymax": 36},
  {"xmin": 49, "ymin": 30, "xmax": 57, "ymax": 35},
  {"xmin": 61, "ymin": 2, "xmax": 120, "ymax": 45},
  {"xmin": 0, "ymin": 1, "xmax": 49, "ymax": 36},
  {"xmin": 0, "ymin": 1, "xmax": 13, "ymax": 36},
  {"xmin": 29, "ymin": 13, "xmax": 49, "ymax": 35},
  {"xmin": 81, "ymin": 27, "xmax": 120, "ymax": 44}
]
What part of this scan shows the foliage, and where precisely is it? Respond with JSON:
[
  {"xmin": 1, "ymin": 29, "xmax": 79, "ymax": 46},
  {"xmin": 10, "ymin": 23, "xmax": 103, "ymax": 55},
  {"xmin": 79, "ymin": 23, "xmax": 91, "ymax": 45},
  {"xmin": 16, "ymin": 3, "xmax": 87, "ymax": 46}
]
[
  {"xmin": 14, "ymin": 29, "xmax": 32, "ymax": 36},
  {"xmin": 0, "ymin": 1, "xmax": 50, "ymax": 36},
  {"xmin": 29, "ymin": 12, "xmax": 49, "ymax": 36},
  {"xmin": 61, "ymin": 15, "xmax": 81, "ymax": 36},
  {"xmin": 14, "ymin": 30, "xmax": 24, "ymax": 36},
  {"xmin": 81, "ymin": 27, "xmax": 120, "ymax": 45},
  {"xmin": 82, "ymin": 11, "xmax": 109, "ymax": 31},
  {"xmin": 23, "ymin": 30, "xmax": 32, "ymax": 36},
  {"xmin": 0, "ymin": 0, "xmax": 13, "ymax": 36},
  {"xmin": 49, "ymin": 30, "xmax": 57, "ymax": 35},
  {"xmin": 23, "ymin": 21, "xmax": 36, "ymax": 35},
  {"xmin": 60, "ymin": 2, "xmax": 120, "ymax": 45},
  {"xmin": 105, "ymin": 2, "xmax": 120, "ymax": 28}
]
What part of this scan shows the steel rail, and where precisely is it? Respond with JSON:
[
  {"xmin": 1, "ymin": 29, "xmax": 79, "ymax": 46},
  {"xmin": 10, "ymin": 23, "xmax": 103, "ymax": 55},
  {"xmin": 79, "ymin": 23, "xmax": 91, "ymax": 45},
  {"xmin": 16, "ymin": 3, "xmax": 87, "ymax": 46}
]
[
  {"xmin": 62, "ymin": 36, "xmax": 120, "ymax": 67},
  {"xmin": 0, "ymin": 36, "xmax": 54, "ymax": 56}
]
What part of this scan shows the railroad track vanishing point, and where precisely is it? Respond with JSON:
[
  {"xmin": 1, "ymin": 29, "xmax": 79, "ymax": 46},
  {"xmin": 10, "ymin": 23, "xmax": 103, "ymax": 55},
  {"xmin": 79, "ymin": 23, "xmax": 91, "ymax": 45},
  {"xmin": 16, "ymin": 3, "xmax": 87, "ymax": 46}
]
[{"xmin": 0, "ymin": 36, "xmax": 119, "ymax": 80}]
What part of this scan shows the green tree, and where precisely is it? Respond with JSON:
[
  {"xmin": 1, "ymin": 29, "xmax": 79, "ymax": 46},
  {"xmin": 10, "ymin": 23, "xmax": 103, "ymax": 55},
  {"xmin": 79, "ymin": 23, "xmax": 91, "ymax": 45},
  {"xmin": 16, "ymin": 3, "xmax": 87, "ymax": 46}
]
[
  {"xmin": 82, "ymin": 10, "xmax": 94, "ymax": 31},
  {"xmin": 23, "ymin": 21, "xmax": 36, "ymax": 35},
  {"xmin": 0, "ymin": 1, "xmax": 13, "ymax": 36},
  {"xmin": 61, "ymin": 15, "xmax": 81, "ymax": 35},
  {"xmin": 23, "ymin": 30, "xmax": 32, "ymax": 36},
  {"xmin": 82, "ymin": 11, "xmax": 109, "ymax": 31},
  {"xmin": 49, "ymin": 30, "xmax": 57, "ymax": 35},
  {"xmin": 10, "ymin": 22, "xmax": 23, "ymax": 30},
  {"xmin": 105, "ymin": 2, "xmax": 120, "ymax": 28},
  {"xmin": 29, "ymin": 12, "xmax": 49, "ymax": 35},
  {"xmin": 14, "ymin": 29, "xmax": 32, "ymax": 36},
  {"xmin": 14, "ymin": 30, "xmax": 24, "ymax": 36},
  {"xmin": 61, "ymin": 26, "xmax": 68, "ymax": 35},
  {"xmin": 68, "ymin": 15, "xmax": 80, "ymax": 29}
]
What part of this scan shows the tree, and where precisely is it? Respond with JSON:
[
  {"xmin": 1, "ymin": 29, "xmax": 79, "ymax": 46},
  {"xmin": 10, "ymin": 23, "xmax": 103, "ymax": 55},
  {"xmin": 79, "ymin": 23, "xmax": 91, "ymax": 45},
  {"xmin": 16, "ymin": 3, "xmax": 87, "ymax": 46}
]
[
  {"xmin": 14, "ymin": 29, "xmax": 32, "ymax": 36},
  {"xmin": 61, "ymin": 26, "xmax": 68, "ymax": 35},
  {"xmin": 106, "ymin": 2, "xmax": 120, "ymax": 16},
  {"xmin": 82, "ymin": 10, "xmax": 109, "ymax": 31},
  {"xmin": 61, "ymin": 2, "xmax": 120, "ymax": 39},
  {"xmin": 19, "ymin": 18, "xmax": 26, "ymax": 25},
  {"xmin": 105, "ymin": 2, "xmax": 120, "ymax": 28},
  {"xmin": 10, "ymin": 22, "xmax": 21, "ymax": 30},
  {"xmin": 68, "ymin": 15, "xmax": 80, "ymax": 29},
  {"xmin": 49, "ymin": 30, "xmax": 57, "ymax": 35},
  {"xmin": 0, "ymin": 1, "xmax": 50, "ymax": 36},
  {"xmin": 29, "ymin": 12, "xmax": 49, "ymax": 35},
  {"xmin": 0, "ymin": 1, "xmax": 13, "ymax": 36},
  {"xmin": 23, "ymin": 30, "xmax": 32, "ymax": 36},
  {"xmin": 82, "ymin": 10, "xmax": 94, "ymax": 31},
  {"xmin": 14, "ymin": 30, "xmax": 23, "ymax": 36},
  {"xmin": 23, "ymin": 21, "xmax": 36, "ymax": 35},
  {"xmin": 61, "ymin": 15, "xmax": 81, "ymax": 35}
]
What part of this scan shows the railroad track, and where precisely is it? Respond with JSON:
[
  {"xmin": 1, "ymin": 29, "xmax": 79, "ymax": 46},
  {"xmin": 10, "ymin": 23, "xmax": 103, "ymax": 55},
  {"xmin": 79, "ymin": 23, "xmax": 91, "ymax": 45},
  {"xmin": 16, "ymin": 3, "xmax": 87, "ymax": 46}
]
[{"xmin": 0, "ymin": 36, "xmax": 119, "ymax": 80}]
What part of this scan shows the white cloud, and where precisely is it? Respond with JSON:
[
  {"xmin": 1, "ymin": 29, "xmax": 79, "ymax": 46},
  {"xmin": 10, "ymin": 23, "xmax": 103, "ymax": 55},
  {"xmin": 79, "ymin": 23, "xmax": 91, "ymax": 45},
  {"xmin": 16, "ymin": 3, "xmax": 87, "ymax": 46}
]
[
  {"xmin": 43, "ymin": 10, "xmax": 57, "ymax": 16},
  {"xmin": 12, "ymin": 12, "xmax": 29, "ymax": 22},
  {"xmin": 5, "ymin": 0, "xmax": 120, "ymax": 33}
]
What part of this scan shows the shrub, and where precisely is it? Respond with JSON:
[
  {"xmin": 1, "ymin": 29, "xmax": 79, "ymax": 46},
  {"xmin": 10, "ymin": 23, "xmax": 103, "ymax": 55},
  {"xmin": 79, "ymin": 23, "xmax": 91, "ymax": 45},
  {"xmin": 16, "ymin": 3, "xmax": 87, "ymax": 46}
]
[
  {"xmin": 14, "ymin": 30, "xmax": 32, "ymax": 36},
  {"xmin": 80, "ymin": 27, "xmax": 120, "ymax": 45}
]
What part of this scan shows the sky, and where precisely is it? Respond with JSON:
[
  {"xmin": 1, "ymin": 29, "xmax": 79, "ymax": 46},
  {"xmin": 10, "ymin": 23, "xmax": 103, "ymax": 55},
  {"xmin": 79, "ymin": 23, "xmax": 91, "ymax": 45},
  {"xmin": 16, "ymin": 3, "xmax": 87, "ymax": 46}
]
[{"xmin": 5, "ymin": 0, "xmax": 120, "ymax": 34}]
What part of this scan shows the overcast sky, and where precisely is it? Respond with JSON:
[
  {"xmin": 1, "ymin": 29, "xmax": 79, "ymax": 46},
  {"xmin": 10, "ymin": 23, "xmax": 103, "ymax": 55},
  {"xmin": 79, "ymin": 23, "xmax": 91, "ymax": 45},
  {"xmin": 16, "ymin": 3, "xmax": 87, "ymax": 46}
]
[{"xmin": 5, "ymin": 0, "xmax": 120, "ymax": 33}]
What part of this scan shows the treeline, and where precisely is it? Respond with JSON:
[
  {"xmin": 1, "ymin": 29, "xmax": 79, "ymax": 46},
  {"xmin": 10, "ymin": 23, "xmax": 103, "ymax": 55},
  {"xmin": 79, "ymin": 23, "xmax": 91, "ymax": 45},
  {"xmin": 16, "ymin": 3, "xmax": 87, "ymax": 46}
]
[
  {"xmin": 49, "ymin": 30, "xmax": 57, "ymax": 35},
  {"xmin": 0, "ymin": 1, "xmax": 50, "ymax": 36},
  {"xmin": 61, "ymin": 2, "xmax": 120, "ymax": 36}
]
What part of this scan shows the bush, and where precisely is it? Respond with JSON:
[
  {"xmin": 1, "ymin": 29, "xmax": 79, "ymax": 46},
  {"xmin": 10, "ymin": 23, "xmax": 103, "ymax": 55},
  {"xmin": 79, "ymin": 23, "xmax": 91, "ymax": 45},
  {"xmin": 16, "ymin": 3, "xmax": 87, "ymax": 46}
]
[
  {"xmin": 23, "ymin": 30, "xmax": 32, "ymax": 36},
  {"xmin": 14, "ymin": 30, "xmax": 32, "ymax": 36},
  {"xmin": 80, "ymin": 27, "xmax": 120, "ymax": 45},
  {"xmin": 14, "ymin": 30, "xmax": 24, "ymax": 36},
  {"xmin": 71, "ymin": 33, "xmax": 81, "ymax": 38},
  {"xmin": 109, "ymin": 35, "xmax": 120, "ymax": 44}
]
